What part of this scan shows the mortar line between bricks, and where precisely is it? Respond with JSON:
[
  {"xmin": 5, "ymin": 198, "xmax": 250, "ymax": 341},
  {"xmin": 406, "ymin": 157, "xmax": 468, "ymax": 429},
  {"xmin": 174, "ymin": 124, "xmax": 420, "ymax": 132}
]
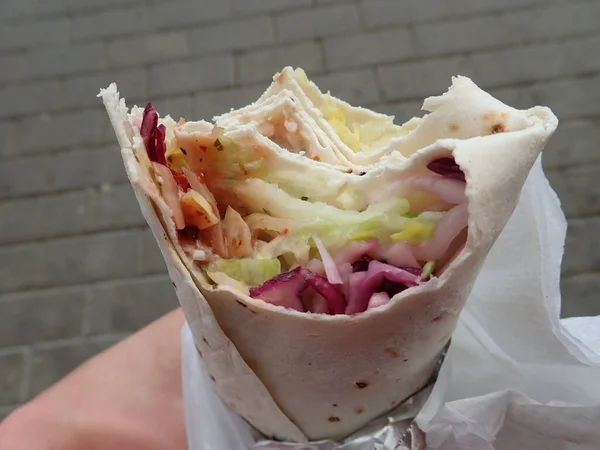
[
  {"xmin": 31, "ymin": 333, "xmax": 130, "ymax": 351},
  {"xmin": 0, "ymin": 181, "xmax": 133, "ymax": 203},
  {"xmin": 545, "ymin": 161, "xmax": 600, "ymax": 171},
  {"xmin": 232, "ymin": 50, "xmax": 243, "ymax": 86},
  {"xmin": 136, "ymin": 230, "xmax": 145, "ymax": 275},
  {"xmin": 19, "ymin": 346, "xmax": 33, "ymax": 403},
  {"xmin": 562, "ymin": 271, "xmax": 600, "ymax": 280},
  {"xmin": 0, "ymin": 224, "xmax": 150, "ymax": 248},
  {"xmin": 0, "ymin": 0, "xmax": 149, "ymax": 25},
  {"xmin": 0, "ymin": 270, "xmax": 169, "ymax": 297},
  {"xmin": 567, "ymin": 213, "xmax": 600, "ymax": 225},
  {"xmin": 0, "ymin": 144, "xmax": 123, "ymax": 164},
  {"xmin": 0, "ymin": 273, "xmax": 172, "ymax": 303},
  {"xmin": 0, "ymin": 181, "xmax": 124, "ymax": 205},
  {"xmin": 229, "ymin": 3, "xmax": 314, "ymax": 21},
  {"xmin": 354, "ymin": 0, "xmax": 367, "ymax": 31},
  {"xmin": 563, "ymin": 212, "xmax": 600, "ymax": 222},
  {"xmin": 0, "ymin": 139, "xmax": 121, "ymax": 162},
  {"xmin": 0, "ymin": 142, "xmax": 124, "ymax": 164},
  {"xmin": 0, "ymin": 226, "xmax": 149, "ymax": 250},
  {"xmin": 544, "ymin": 160, "xmax": 600, "ymax": 171},
  {"xmin": 0, "ymin": 346, "xmax": 29, "ymax": 356},
  {"xmin": 66, "ymin": 7, "xmax": 74, "ymax": 45},
  {"xmin": 562, "ymin": 270, "xmax": 600, "ymax": 279},
  {"xmin": 81, "ymin": 286, "xmax": 95, "ymax": 337}
]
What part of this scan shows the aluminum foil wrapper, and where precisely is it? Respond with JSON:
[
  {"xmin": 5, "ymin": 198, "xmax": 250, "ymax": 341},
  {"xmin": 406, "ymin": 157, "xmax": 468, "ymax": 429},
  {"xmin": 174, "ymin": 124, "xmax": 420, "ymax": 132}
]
[
  {"xmin": 251, "ymin": 349, "xmax": 445, "ymax": 450},
  {"xmin": 251, "ymin": 389, "xmax": 429, "ymax": 450}
]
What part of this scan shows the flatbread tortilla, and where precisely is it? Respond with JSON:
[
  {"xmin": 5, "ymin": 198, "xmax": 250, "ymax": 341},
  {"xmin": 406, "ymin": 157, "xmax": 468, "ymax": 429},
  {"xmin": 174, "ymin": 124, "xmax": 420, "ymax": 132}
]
[{"xmin": 99, "ymin": 70, "xmax": 557, "ymax": 441}]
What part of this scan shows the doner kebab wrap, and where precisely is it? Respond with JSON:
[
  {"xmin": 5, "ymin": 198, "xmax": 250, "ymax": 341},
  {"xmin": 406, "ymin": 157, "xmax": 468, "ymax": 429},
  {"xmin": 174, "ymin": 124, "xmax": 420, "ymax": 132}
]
[{"xmin": 99, "ymin": 67, "xmax": 557, "ymax": 442}]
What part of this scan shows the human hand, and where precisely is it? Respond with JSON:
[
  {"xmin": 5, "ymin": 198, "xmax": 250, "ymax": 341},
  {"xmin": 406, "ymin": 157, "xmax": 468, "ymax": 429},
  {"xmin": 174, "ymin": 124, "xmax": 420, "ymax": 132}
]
[{"xmin": 0, "ymin": 308, "xmax": 187, "ymax": 450}]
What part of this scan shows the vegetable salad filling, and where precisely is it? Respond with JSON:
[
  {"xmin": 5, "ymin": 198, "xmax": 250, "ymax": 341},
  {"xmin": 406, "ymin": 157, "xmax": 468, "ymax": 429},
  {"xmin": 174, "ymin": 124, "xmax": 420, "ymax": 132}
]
[{"xmin": 139, "ymin": 103, "xmax": 468, "ymax": 316}]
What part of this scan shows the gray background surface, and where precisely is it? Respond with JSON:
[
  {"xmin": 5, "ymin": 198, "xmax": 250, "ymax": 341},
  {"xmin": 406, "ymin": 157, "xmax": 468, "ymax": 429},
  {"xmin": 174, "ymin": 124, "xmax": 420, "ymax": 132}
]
[{"xmin": 1, "ymin": 0, "xmax": 599, "ymax": 419}]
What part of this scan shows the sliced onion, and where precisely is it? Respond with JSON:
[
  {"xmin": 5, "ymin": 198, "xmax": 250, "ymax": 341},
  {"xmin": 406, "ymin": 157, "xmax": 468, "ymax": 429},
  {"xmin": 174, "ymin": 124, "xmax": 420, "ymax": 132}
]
[
  {"xmin": 153, "ymin": 163, "xmax": 185, "ymax": 229},
  {"xmin": 244, "ymin": 214, "xmax": 295, "ymax": 234},
  {"xmin": 313, "ymin": 235, "xmax": 343, "ymax": 284},
  {"xmin": 306, "ymin": 259, "xmax": 325, "ymax": 275},
  {"xmin": 409, "ymin": 176, "xmax": 467, "ymax": 204},
  {"xmin": 415, "ymin": 203, "xmax": 468, "ymax": 261},
  {"xmin": 332, "ymin": 240, "xmax": 378, "ymax": 265},
  {"xmin": 339, "ymin": 262, "xmax": 353, "ymax": 301},
  {"xmin": 303, "ymin": 289, "xmax": 331, "ymax": 315},
  {"xmin": 346, "ymin": 271, "xmax": 382, "ymax": 315},
  {"xmin": 372, "ymin": 241, "xmax": 419, "ymax": 269},
  {"xmin": 200, "ymin": 224, "xmax": 228, "ymax": 259},
  {"xmin": 182, "ymin": 167, "xmax": 218, "ymax": 215},
  {"xmin": 368, "ymin": 260, "xmax": 422, "ymax": 287},
  {"xmin": 367, "ymin": 292, "xmax": 391, "ymax": 310},
  {"xmin": 301, "ymin": 269, "xmax": 346, "ymax": 315},
  {"xmin": 222, "ymin": 206, "xmax": 253, "ymax": 258},
  {"xmin": 346, "ymin": 260, "xmax": 422, "ymax": 315}
]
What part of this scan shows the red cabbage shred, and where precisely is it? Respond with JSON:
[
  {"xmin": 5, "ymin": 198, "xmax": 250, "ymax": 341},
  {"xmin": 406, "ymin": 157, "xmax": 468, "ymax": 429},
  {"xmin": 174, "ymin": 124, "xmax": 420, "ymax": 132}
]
[
  {"xmin": 427, "ymin": 158, "xmax": 465, "ymax": 182},
  {"xmin": 140, "ymin": 103, "xmax": 168, "ymax": 166}
]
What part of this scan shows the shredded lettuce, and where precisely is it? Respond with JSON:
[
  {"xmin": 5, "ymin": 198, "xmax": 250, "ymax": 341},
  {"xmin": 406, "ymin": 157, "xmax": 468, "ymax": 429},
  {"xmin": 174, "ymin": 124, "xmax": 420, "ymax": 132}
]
[
  {"xmin": 390, "ymin": 220, "xmax": 436, "ymax": 246},
  {"xmin": 205, "ymin": 271, "xmax": 250, "ymax": 295},
  {"xmin": 241, "ymin": 185, "xmax": 441, "ymax": 263},
  {"xmin": 214, "ymin": 258, "xmax": 281, "ymax": 287},
  {"xmin": 421, "ymin": 260, "xmax": 436, "ymax": 279}
]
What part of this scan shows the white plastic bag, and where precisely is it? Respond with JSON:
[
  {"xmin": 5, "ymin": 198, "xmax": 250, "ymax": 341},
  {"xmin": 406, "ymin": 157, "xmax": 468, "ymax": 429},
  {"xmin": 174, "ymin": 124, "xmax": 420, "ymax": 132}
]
[
  {"xmin": 415, "ymin": 157, "xmax": 600, "ymax": 449},
  {"xmin": 182, "ymin": 157, "xmax": 600, "ymax": 449}
]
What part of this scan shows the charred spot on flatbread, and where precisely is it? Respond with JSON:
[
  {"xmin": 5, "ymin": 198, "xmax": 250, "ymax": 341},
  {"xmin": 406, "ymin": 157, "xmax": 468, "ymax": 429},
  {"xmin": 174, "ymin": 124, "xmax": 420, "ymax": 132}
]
[
  {"xmin": 482, "ymin": 111, "xmax": 509, "ymax": 135},
  {"xmin": 385, "ymin": 348, "xmax": 399, "ymax": 358},
  {"xmin": 490, "ymin": 123, "xmax": 505, "ymax": 134},
  {"xmin": 355, "ymin": 381, "xmax": 368, "ymax": 389},
  {"xmin": 354, "ymin": 406, "xmax": 364, "ymax": 415},
  {"xmin": 328, "ymin": 416, "xmax": 341, "ymax": 422}
]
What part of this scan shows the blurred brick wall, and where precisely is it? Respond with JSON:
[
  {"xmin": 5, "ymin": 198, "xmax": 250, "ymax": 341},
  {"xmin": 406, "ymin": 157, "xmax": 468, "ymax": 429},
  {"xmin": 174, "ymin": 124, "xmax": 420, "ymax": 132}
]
[{"xmin": 1, "ymin": 0, "xmax": 599, "ymax": 419}]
